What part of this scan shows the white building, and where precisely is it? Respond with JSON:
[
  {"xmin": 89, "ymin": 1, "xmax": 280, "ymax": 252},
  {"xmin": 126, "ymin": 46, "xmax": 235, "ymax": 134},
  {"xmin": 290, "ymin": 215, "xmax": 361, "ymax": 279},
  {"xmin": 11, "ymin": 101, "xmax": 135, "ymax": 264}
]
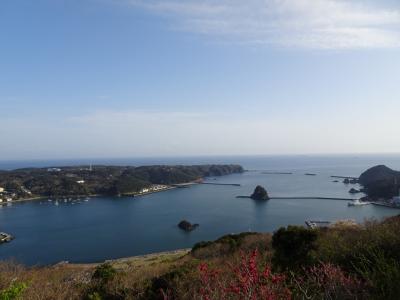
[
  {"xmin": 76, "ymin": 180, "xmax": 85, "ymax": 184},
  {"xmin": 0, "ymin": 187, "xmax": 4, "ymax": 193},
  {"xmin": 392, "ymin": 187, "xmax": 400, "ymax": 206},
  {"xmin": 392, "ymin": 196, "xmax": 400, "ymax": 206}
]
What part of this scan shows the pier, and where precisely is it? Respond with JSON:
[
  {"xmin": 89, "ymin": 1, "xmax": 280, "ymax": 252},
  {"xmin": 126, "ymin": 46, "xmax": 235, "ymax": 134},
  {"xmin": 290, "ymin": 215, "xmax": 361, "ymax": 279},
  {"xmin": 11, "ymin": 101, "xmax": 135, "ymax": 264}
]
[
  {"xmin": 201, "ymin": 183, "xmax": 241, "ymax": 186},
  {"xmin": 331, "ymin": 176, "xmax": 358, "ymax": 180},
  {"xmin": 261, "ymin": 172, "xmax": 293, "ymax": 175},
  {"xmin": 371, "ymin": 202, "xmax": 400, "ymax": 209},
  {"xmin": 305, "ymin": 220, "xmax": 331, "ymax": 229},
  {"xmin": 270, "ymin": 196, "xmax": 356, "ymax": 201},
  {"xmin": 171, "ymin": 183, "xmax": 198, "ymax": 188},
  {"xmin": 236, "ymin": 196, "xmax": 356, "ymax": 201}
]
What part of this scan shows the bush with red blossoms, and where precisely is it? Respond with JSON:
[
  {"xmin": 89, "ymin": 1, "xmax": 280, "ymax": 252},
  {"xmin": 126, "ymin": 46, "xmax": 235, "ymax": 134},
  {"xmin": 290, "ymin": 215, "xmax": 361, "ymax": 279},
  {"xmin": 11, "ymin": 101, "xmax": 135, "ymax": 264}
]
[
  {"xmin": 197, "ymin": 249, "xmax": 291, "ymax": 300},
  {"xmin": 291, "ymin": 262, "xmax": 367, "ymax": 300}
]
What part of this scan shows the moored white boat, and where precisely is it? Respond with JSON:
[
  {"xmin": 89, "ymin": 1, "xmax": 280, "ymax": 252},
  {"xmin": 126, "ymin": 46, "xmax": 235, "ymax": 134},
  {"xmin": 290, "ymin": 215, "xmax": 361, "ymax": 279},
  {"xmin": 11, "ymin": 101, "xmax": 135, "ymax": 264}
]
[{"xmin": 348, "ymin": 199, "xmax": 370, "ymax": 206}]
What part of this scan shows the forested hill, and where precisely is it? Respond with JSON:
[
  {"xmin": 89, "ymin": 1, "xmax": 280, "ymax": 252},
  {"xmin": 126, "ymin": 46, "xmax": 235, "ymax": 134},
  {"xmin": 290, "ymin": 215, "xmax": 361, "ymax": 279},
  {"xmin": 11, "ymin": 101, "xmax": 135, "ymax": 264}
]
[{"xmin": 0, "ymin": 164, "xmax": 244, "ymax": 198}]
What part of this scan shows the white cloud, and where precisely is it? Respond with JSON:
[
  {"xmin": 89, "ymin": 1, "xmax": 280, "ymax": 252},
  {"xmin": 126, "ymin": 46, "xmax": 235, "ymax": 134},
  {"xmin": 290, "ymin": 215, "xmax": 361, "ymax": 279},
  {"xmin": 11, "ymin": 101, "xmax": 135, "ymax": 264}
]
[{"xmin": 129, "ymin": 0, "xmax": 400, "ymax": 49}]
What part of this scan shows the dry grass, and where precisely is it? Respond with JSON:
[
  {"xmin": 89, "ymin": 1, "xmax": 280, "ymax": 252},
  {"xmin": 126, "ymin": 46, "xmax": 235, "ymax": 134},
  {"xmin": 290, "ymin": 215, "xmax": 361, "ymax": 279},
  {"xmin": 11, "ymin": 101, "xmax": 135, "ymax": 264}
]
[
  {"xmin": 0, "ymin": 260, "xmax": 90, "ymax": 299},
  {"xmin": 0, "ymin": 249, "xmax": 191, "ymax": 300}
]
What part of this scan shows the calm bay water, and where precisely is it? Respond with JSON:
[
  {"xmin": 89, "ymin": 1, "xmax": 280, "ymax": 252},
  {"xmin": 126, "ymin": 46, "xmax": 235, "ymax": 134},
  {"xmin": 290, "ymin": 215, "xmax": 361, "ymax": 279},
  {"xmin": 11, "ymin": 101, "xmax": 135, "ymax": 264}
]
[{"xmin": 1, "ymin": 155, "xmax": 400, "ymax": 265}]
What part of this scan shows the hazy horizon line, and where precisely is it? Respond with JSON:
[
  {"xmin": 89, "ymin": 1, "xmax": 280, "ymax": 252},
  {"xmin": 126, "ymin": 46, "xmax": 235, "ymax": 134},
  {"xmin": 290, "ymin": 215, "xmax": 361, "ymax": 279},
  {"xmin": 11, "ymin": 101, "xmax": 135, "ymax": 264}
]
[{"xmin": 2, "ymin": 152, "xmax": 400, "ymax": 163}]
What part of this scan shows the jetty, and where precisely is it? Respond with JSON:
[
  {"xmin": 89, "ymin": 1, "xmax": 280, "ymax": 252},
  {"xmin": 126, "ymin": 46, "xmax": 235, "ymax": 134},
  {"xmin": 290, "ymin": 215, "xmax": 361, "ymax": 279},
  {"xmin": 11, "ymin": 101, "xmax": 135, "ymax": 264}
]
[
  {"xmin": 270, "ymin": 196, "xmax": 356, "ymax": 201},
  {"xmin": 261, "ymin": 172, "xmax": 293, "ymax": 175},
  {"xmin": 0, "ymin": 232, "xmax": 14, "ymax": 243},
  {"xmin": 371, "ymin": 202, "xmax": 400, "ymax": 209},
  {"xmin": 331, "ymin": 176, "xmax": 358, "ymax": 180},
  {"xmin": 171, "ymin": 183, "xmax": 198, "ymax": 188},
  {"xmin": 236, "ymin": 196, "xmax": 356, "ymax": 201},
  {"xmin": 305, "ymin": 220, "xmax": 331, "ymax": 229},
  {"xmin": 201, "ymin": 183, "xmax": 241, "ymax": 187}
]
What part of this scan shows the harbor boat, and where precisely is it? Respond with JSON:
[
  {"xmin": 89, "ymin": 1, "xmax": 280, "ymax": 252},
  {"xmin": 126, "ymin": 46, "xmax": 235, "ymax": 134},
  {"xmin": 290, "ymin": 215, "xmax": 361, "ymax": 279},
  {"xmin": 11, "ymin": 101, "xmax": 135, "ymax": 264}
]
[
  {"xmin": 0, "ymin": 232, "xmax": 14, "ymax": 243},
  {"xmin": 348, "ymin": 199, "xmax": 370, "ymax": 206}
]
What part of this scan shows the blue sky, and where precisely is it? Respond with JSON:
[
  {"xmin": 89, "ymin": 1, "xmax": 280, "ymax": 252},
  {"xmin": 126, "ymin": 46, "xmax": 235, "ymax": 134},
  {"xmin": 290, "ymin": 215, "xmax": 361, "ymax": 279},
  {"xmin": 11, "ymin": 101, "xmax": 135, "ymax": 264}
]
[{"xmin": 1, "ymin": 0, "xmax": 400, "ymax": 159}]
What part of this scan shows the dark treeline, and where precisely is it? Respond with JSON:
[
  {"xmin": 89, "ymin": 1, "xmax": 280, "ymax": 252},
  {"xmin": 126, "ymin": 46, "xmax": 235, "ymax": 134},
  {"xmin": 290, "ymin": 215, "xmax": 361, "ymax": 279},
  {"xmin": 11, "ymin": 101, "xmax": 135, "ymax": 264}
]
[{"xmin": 0, "ymin": 164, "xmax": 244, "ymax": 198}]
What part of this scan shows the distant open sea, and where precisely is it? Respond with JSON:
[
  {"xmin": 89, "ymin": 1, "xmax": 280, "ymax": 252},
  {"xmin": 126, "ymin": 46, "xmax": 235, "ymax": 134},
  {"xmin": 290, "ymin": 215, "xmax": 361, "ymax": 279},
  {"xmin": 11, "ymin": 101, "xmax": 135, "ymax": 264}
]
[{"xmin": 1, "ymin": 154, "xmax": 400, "ymax": 265}]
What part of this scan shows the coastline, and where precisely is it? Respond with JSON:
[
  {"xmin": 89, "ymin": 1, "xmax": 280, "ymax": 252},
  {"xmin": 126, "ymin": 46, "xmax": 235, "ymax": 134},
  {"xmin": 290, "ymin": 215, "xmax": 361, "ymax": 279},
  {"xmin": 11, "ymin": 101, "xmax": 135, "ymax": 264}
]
[
  {"xmin": 64, "ymin": 248, "xmax": 192, "ymax": 268},
  {"xmin": 1, "ymin": 182, "xmax": 201, "ymax": 205}
]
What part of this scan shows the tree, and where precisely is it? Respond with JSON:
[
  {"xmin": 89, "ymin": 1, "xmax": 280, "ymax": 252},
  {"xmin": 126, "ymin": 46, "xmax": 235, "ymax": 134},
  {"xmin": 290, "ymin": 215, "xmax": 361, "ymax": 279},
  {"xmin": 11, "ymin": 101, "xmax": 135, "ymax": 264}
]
[{"xmin": 272, "ymin": 226, "xmax": 318, "ymax": 271}]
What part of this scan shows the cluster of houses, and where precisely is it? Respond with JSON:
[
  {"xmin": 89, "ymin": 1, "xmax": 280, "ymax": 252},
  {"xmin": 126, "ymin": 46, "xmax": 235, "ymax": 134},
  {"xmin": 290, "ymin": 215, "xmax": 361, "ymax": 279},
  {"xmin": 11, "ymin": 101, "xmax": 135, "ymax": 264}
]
[
  {"xmin": 0, "ymin": 185, "xmax": 33, "ymax": 203},
  {"xmin": 0, "ymin": 187, "xmax": 14, "ymax": 203},
  {"xmin": 138, "ymin": 185, "xmax": 169, "ymax": 194}
]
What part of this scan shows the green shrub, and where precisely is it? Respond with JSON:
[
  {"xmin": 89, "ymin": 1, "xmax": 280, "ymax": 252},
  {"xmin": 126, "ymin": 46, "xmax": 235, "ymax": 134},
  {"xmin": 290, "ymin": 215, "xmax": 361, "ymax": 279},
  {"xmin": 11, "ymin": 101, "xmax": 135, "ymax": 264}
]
[
  {"xmin": 272, "ymin": 226, "xmax": 318, "ymax": 271},
  {"xmin": 87, "ymin": 291, "xmax": 102, "ymax": 300},
  {"xmin": 191, "ymin": 241, "xmax": 213, "ymax": 252},
  {"xmin": 92, "ymin": 263, "xmax": 117, "ymax": 282},
  {"xmin": 0, "ymin": 282, "xmax": 27, "ymax": 300},
  {"xmin": 354, "ymin": 248, "xmax": 400, "ymax": 300},
  {"xmin": 144, "ymin": 261, "xmax": 199, "ymax": 300}
]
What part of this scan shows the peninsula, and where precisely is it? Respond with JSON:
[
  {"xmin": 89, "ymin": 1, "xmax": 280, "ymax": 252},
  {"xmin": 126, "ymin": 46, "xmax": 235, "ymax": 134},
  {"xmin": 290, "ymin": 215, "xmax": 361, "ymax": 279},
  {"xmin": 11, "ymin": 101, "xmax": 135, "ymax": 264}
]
[{"xmin": 0, "ymin": 164, "xmax": 244, "ymax": 202}]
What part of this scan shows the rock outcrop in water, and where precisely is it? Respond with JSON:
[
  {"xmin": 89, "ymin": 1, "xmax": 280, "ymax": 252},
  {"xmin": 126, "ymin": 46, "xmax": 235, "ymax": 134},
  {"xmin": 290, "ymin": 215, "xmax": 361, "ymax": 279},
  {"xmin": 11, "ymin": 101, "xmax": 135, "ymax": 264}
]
[
  {"xmin": 359, "ymin": 165, "xmax": 400, "ymax": 199},
  {"xmin": 178, "ymin": 220, "xmax": 199, "ymax": 232},
  {"xmin": 250, "ymin": 186, "xmax": 269, "ymax": 200},
  {"xmin": 349, "ymin": 188, "xmax": 360, "ymax": 194}
]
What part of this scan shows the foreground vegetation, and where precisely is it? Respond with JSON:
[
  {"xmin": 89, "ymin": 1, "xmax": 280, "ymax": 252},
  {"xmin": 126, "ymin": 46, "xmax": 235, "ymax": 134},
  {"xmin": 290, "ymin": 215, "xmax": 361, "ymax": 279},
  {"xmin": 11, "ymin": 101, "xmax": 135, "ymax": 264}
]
[{"xmin": 1, "ymin": 215, "xmax": 400, "ymax": 299}]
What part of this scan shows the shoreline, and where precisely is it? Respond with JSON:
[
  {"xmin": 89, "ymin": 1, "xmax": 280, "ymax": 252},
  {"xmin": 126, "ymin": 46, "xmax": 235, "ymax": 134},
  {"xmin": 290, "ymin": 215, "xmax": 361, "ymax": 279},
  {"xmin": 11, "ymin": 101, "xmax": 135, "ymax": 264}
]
[
  {"xmin": 57, "ymin": 248, "xmax": 192, "ymax": 268},
  {"xmin": 0, "ymin": 182, "xmax": 202, "ymax": 205}
]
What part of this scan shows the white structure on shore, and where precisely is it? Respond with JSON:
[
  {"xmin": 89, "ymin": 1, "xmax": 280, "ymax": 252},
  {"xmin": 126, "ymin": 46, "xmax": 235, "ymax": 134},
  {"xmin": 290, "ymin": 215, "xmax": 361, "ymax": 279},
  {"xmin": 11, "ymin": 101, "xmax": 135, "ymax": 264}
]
[
  {"xmin": 391, "ymin": 187, "xmax": 400, "ymax": 206},
  {"xmin": 0, "ymin": 187, "xmax": 4, "ymax": 193}
]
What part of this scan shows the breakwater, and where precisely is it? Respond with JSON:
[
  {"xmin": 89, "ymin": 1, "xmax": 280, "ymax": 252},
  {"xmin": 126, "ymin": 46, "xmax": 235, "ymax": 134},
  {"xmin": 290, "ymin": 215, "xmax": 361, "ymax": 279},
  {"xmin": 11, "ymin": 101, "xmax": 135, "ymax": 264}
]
[
  {"xmin": 261, "ymin": 172, "xmax": 293, "ymax": 175},
  {"xmin": 236, "ymin": 196, "xmax": 356, "ymax": 201},
  {"xmin": 371, "ymin": 202, "xmax": 400, "ymax": 209},
  {"xmin": 201, "ymin": 183, "xmax": 241, "ymax": 186},
  {"xmin": 331, "ymin": 176, "xmax": 359, "ymax": 179}
]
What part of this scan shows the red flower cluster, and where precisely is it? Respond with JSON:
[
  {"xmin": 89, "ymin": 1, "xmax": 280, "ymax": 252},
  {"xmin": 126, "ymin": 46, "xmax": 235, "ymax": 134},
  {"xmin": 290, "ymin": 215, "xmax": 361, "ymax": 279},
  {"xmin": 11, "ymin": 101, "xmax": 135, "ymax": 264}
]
[
  {"xmin": 198, "ymin": 249, "xmax": 291, "ymax": 300},
  {"xmin": 291, "ymin": 262, "xmax": 365, "ymax": 299}
]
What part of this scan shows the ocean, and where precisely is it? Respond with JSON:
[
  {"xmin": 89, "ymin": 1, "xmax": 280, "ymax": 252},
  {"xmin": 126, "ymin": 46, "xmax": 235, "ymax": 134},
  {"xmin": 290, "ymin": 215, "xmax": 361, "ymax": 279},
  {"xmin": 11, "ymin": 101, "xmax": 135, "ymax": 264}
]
[{"xmin": 1, "ymin": 154, "xmax": 400, "ymax": 265}]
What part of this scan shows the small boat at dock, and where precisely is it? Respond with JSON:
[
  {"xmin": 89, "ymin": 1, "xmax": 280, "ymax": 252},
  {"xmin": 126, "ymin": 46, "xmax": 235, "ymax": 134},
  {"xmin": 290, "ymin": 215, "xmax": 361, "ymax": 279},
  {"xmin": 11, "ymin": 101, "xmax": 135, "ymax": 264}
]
[
  {"xmin": 0, "ymin": 232, "xmax": 14, "ymax": 243},
  {"xmin": 348, "ymin": 199, "xmax": 370, "ymax": 207},
  {"xmin": 305, "ymin": 220, "xmax": 331, "ymax": 229}
]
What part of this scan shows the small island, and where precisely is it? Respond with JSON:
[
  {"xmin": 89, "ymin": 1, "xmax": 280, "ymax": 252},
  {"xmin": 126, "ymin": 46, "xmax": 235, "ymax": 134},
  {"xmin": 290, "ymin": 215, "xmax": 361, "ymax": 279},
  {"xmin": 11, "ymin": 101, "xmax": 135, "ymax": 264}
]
[
  {"xmin": 349, "ymin": 188, "xmax": 361, "ymax": 194},
  {"xmin": 250, "ymin": 185, "xmax": 270, "ymax": 200},
  {"xmin": 178, "ymin": 220, "xmax": 199, "ymax": 232}
]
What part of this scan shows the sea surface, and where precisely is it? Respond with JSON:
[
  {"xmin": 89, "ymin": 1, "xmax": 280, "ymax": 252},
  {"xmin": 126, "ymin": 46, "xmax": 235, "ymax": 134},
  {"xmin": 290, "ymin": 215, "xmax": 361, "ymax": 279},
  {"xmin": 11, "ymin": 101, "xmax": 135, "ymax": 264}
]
[{"xmin": 1, "ymin": 155, "xmax": 400, "ymax": 265}]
